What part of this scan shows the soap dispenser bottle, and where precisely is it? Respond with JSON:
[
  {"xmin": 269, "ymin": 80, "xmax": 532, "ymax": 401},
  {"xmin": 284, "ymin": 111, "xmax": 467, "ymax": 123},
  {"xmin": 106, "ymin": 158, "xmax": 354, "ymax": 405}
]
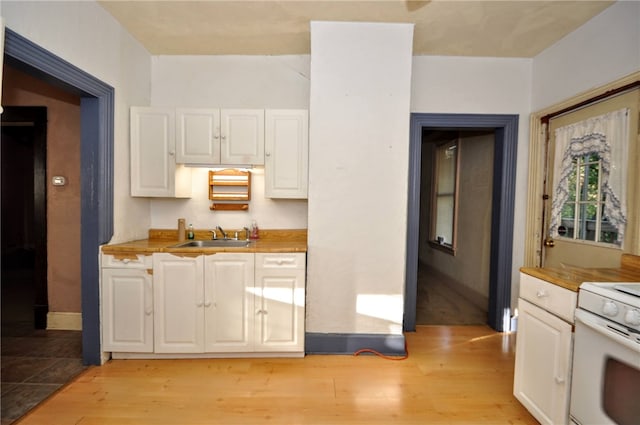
[
  {"xmin": 188, "ymin": 224, "xmax": 195, "ymax": 240},
  {"xmin": 250, "ymin": 220, "xmax": 259, "ymax": 240}
]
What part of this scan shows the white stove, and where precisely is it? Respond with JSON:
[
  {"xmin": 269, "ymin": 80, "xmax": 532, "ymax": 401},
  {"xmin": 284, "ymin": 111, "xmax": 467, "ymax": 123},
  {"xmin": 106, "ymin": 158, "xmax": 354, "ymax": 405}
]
[
  {"xmin": 578, "ymin": 282, "xmax": 640, "ymax": 334},
  {"xmin": 570, "ymin": 281, "xmax": 640, "ymax": 425}
]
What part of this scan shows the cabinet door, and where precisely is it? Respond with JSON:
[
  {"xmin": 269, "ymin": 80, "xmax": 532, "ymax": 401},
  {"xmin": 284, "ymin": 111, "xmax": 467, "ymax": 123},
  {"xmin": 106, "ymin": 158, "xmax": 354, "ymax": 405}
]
[
  {"xmin": 153, "ymin": 254, "xmax": 204, "ymax": 353},
  {"xmin": 130, "ymin": 107, "xmax": 191, "ymax": 197},
  {"xmin": 514, "ymin": 298, "xmax": 572, "ymax": 425},
  {"xmin": 254, "ymin": 253, "xmax": 306, "ymax": 352},
  {"xmin": 204, "ymin": 253, "xmax": 255, "ymax": 352},
  {"xmin": 176, "ymin": 108, "xmax": 221, "ymax": 164},
  {"xmin": 220, "ymin": 109, "xmax": 264, "ymax": 165},
  {"xmin": 101, "ymin": 268, "xmax": 153, "ymax": 353},
  {"xmin": 264, "ymin": 109, "xmax": 309, "ymax": 199}
]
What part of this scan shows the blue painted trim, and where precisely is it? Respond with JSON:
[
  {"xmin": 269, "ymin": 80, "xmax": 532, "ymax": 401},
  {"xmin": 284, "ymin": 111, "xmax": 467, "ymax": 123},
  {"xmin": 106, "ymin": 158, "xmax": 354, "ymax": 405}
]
[
  {"xmin": 404, "ymin": 114, "xmax": 518, "ymax": 332},
  {"xmin": 4, "ymin": 28, "xmax": 115, "ymax": 364},
  {"xmin": 305, "ymin": 333, "xmax": 407, "ymax": 356}
]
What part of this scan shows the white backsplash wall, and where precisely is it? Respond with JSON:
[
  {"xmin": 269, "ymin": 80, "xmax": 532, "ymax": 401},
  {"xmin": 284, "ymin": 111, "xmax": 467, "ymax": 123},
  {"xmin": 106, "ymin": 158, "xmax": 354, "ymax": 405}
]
[
  {"xmin": 149, "ymin": 55, "xmax": 311, "ymax": 230},
  {"xmin": 150, "ymin": 167, "xmax": 308, "ymax": 230}
]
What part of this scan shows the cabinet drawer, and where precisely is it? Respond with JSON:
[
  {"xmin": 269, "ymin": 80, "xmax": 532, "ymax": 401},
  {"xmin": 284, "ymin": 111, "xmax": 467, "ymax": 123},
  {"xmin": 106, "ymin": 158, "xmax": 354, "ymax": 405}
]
[
  {"xmin": 519, "ymin": 273, "xmax": 577, "ymax": 323},
  {"xmin": 102, "ymin": 253, "xmax": 152, "ymax": 269},
  {"xmin": 256, "ymin": 253, "xmax": 305, "ymax": 269}
]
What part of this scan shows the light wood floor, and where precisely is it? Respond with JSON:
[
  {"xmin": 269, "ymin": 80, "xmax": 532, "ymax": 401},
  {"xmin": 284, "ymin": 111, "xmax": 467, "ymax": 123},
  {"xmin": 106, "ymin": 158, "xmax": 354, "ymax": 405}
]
[{"xmin": 16, "ymin": 326, "xmax": 535, "ymax": 425}]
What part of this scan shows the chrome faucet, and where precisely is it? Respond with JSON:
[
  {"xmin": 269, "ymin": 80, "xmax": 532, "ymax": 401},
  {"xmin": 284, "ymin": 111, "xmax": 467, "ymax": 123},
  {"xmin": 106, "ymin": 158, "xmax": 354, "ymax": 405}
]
[
  {"xmin": 216, "ymin": 225, "xmax": 228, "ymax": 239},
  {"xmin": 210, "ymin": 230, "xmax": 217, "ymax": 240}
]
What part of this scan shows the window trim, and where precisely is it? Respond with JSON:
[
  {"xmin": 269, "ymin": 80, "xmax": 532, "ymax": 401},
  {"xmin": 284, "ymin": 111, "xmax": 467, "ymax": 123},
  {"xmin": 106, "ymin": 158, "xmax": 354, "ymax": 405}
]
[{"xmin": 429, "ymin": 138, "xmax": 460, "ymax": 255}]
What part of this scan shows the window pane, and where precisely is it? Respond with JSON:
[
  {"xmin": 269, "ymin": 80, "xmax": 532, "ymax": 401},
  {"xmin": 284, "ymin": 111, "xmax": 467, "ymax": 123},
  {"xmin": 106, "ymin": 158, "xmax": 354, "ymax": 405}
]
[
  {"xmin": 601, "ymin": 208, "xmax": 620, "ymax": 245},
  {"xmin": 435, "ymin": 195, "xmax": 454, "ymax": 245},
  {"xmin": 579, "ymin": 163, "xmax": 600, "ymax": 202},
  {"xmin": 567, "ymin": 165, "xmax": 577, "ymax": 201},
  {"xmin": 577, "ymin": 202, "xmax": 597, "ymax": 241},
  {"xmin": 431, "ymin": 140, "xmax": 458, "ymax": 250},
  {"xmin": 436, "ymin": 146, "xmax": 456, "ymax": 194}
]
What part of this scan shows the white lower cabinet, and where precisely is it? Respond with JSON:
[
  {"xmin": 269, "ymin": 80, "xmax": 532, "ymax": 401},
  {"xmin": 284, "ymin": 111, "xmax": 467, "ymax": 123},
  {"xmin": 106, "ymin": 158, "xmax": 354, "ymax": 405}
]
[
  {"xmin": 514, "ymin": 273, "xmax": 576, "ymax": 425},
  {"xmin": 254, "ymin": 253, "xmax": 306, "ymax": 352},
  {"xmin": 152, "ymin": 253, "xmax": 204, "ymax": 353},
  {"xmin": 204, "ymin": 253, "xmax": 255, "ymax": 352},
  {"xmin": 101, "ymin": 254, "xmax": 154, "ymax": 353},
  {"xmin": 113, "ymin": 251, "xmax": 306, "ymax": 357}
]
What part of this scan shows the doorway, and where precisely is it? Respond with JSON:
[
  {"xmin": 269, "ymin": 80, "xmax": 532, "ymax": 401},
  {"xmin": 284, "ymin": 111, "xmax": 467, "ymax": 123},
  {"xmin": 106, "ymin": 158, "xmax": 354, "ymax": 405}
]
[
  {"xmin": 4, "ymin": 28, "xmax": 115, "ymax": 365},
  {"xmin": 416, "ymin": 129, "xmax": 495, "ymax": 325},
  {"xmin": 1, "ymin": 107, "xmax": 48, "ymax": 330},
  {"xmin": 404, "ymin": 113, "xmax": 519, "ymax": 333}
]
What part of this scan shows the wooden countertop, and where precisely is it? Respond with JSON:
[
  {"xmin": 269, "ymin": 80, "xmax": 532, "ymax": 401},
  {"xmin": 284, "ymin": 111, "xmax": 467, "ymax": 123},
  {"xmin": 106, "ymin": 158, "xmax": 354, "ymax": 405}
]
[
  {"xmin": 102, "ymin": 228, "xmax": 307, "ymax": 255},
  {"xmin": 521, "ymin": 254, "xmax": 640, "ymax": 292}
]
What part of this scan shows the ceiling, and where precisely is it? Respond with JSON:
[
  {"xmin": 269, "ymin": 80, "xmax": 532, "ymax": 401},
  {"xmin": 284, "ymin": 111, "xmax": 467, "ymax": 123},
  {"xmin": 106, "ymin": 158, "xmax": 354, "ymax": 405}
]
[{"xmin": 98, "ymin": 0, "xmax": 614, "ymax": 57}]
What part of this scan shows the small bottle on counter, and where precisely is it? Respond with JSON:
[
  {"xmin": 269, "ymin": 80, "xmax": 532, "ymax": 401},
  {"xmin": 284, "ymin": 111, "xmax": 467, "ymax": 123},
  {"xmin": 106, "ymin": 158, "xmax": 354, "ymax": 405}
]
[
  {"xmin": 250, "ymin": 220, "xmax": 259, "ymax": 240},
  {"xmin": 188, "ymin": 224, "xmax": 195, "ymax": 240},
  {"xmin": 178, "ymin": 218, "xmax": 186, "ymax": 242}
]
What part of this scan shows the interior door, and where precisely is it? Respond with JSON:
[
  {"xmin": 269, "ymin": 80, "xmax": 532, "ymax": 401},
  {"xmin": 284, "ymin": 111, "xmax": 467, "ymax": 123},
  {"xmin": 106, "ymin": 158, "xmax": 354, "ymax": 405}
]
[{"xmin": 542, "ymin": 89, "xmax": 640, "ymax": 268}]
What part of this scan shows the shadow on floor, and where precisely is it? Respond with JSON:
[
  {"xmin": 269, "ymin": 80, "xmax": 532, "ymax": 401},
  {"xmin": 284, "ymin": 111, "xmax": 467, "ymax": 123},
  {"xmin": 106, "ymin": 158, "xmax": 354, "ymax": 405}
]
[{"xmin": 416, "ymin": 263, "xmax": 488, "ymax": 325}]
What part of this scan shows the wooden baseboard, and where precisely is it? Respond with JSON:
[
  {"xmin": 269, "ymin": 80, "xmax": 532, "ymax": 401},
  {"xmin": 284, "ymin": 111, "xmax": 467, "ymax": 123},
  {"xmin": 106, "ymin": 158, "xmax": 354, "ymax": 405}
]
[
  {"xmin": 47, "ymin": 312, "xmax": 82, "ymax": 331},
  {"xmin": 305, "ymin": 332, "xmax": 406, "ymax": 356}
]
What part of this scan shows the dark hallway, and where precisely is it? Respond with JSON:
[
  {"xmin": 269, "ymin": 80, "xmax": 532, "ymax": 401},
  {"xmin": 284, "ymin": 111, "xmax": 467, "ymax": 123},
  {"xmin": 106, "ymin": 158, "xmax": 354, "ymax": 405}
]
[{"xmin": 1, "ymin": 109, "xmax": 86, "ymax": 425}]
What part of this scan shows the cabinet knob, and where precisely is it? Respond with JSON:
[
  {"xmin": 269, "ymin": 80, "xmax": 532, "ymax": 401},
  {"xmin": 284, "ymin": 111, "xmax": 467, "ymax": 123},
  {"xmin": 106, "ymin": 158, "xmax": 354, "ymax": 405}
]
[
  {"xmin": 169, "ymin": 151, "xmax": 175, "ymax": 156},
  {"xmin": 265, "ymin": 152, "xmax": 271, "ymax": 157},
  {"xmin": 536, "ymin": 290, "xmax": 548, "ymax": 298}
]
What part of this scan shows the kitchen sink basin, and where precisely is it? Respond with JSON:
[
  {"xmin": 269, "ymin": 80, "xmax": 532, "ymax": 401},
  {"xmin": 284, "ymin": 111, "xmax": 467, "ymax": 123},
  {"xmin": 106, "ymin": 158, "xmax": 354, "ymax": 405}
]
[{"xmin": 170, "ymin": 239, "xmax": 251, "ymax": 248}]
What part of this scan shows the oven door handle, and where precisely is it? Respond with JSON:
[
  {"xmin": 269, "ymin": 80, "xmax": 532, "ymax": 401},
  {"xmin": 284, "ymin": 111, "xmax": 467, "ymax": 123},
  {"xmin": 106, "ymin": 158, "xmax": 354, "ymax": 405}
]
[{"xmin": 574, "ymin": 309, "xmax": 640, "ymax": 353}]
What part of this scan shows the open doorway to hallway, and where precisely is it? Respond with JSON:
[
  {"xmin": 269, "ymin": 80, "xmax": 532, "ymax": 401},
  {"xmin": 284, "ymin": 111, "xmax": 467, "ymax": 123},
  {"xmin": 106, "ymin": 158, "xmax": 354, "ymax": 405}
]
[
  {"xmin": 1, "ymin": 71, "xmax": 86, "ymax": 424},
  {"xmin": 404, "ymin": 113, "xmax": 518, "ymax": 333},
  {"xmin": 416, "ymin": 129, "xmax": 495, "ymax": 325}
]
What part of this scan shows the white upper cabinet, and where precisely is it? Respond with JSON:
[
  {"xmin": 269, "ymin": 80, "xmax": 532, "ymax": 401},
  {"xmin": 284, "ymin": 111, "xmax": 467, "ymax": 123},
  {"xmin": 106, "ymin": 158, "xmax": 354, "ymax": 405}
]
[
  {"xmin": 220, "ymin": 109, "xmax": 265, "ymax": 165},
  {"xmin": 174, "ymin": 108, "xmax": 264, "ymax": 166},
  {"xmin": 130, "ymin": 107, "xmax": 192, "ymax": 198},
  {"xmin": 264, "ymin": 109, "xmax": 309, "ymax": 199},
  {"xmin": 176, "ymin": 108, "xmax": 221, "ymax": 164}
]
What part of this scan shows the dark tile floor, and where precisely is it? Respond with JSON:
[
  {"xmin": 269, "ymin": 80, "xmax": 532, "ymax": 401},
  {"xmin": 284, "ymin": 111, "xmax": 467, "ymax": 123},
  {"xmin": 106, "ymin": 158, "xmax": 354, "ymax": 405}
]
[
  {"xmin": 1, "ymin": 323, "xmax": 86, "ymax": 425},
  {"xmin": 1, "ymin": 264, "xmax": 86, "ymax": 424}
]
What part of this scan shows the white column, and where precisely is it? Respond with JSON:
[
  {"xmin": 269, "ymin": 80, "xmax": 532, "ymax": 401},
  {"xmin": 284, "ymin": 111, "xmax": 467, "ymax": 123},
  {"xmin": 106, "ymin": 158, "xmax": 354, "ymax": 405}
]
[{"xmin": 307, "ymin": 21, "xmax": 414, "ymax": 334}]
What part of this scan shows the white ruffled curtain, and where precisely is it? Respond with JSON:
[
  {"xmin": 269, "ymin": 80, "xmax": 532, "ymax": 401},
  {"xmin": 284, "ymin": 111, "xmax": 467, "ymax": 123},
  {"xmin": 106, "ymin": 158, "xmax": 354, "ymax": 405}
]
[{"xmin": 550, "ymin": 108, "xmax": 630, "ymax": 242}]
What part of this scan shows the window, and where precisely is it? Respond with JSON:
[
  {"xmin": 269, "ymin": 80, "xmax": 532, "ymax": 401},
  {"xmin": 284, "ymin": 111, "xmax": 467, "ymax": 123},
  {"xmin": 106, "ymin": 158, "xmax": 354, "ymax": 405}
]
[
  {"xmin": 550, "ymin": 107, "xmax": 630, "ymax": 247},
  {"xmin": 559, "ymin": 153, "xmax": 619, "ymax": 244},
  {"xmin": 430, "ymin": 139, "xmax": 459, "ymax": 253}
]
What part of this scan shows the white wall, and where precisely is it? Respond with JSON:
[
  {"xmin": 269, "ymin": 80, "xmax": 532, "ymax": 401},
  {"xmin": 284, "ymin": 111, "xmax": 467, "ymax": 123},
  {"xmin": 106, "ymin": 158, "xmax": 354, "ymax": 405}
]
[
  {"xmin": 532, "ymin": 1, "xmax": 640, "ymax": 111},
  {"xmin": 411, "ymin": 55, "xmax": 533, "ymax": 308},
  {"xmin": 1, "ymin": 0, "xmax": 153, "ymax": 244},
  {"xmin": 149, "ymin": 55, "xmax": 311, "ymax": 231},
  {"xmin": 4, "ymin": 0, "xmax": 636, "ymax": 333},
  {"xmin": 307, "ymin": 22, "xmax": 414, "ymax": 335}
]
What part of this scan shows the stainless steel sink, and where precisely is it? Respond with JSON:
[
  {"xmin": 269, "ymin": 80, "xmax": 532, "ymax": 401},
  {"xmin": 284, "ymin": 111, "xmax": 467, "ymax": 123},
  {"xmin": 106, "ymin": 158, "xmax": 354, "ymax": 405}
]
[{"xmin": 170, "ymin": 239, "xmax": 251, "ymax": 248}]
